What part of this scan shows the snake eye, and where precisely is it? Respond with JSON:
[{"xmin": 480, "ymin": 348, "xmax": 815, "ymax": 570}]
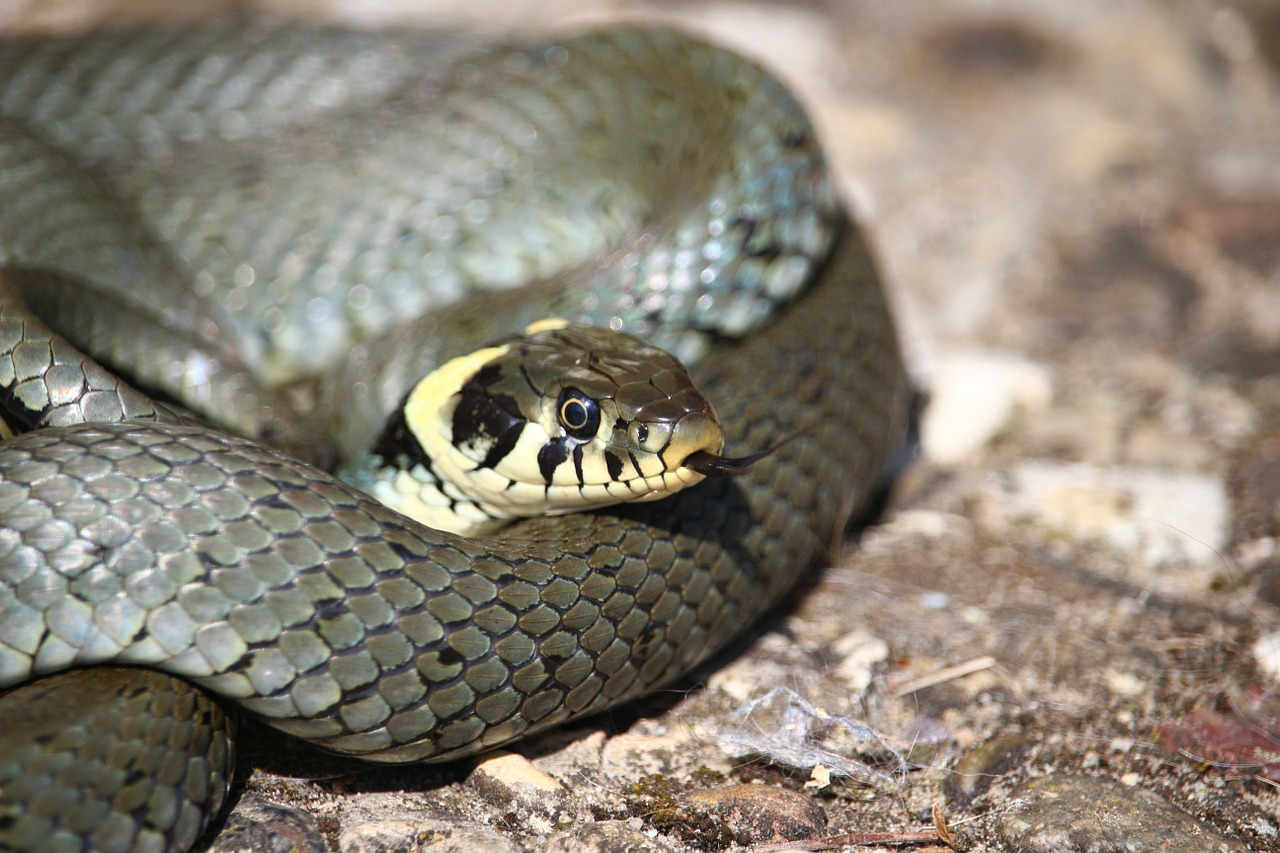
[{"xmin": 557, "ymin": 388, "xmax": 601, "ymax": 440}]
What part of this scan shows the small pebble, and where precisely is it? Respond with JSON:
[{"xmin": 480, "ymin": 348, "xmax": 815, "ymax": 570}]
[
  {"xmin": 998, "ymin": 773, "xmax": 1250, "ymax": 852},
  {"xmin": 467, "ymin": 749, "xmax": 570, "ymax": 830},
  {"xmin": 209, "ymin": 795, "xmax": 326, "ymax": 853},
  {"xmin": 684, "ymin": 784, "xmax": 826, "ymax": 843},
  {"xmin": 469, "ymin": 749, "xmax": 565, "ymax": 797},
  {"xmin": 944, "ymin": 733, "xmax": 1031, "ymax": 804}
]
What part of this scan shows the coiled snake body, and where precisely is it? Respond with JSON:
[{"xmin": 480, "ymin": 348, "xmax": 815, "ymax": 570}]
[{"xmin": 0, "ymin": 24, "xmax": 908, "ymax": 853}]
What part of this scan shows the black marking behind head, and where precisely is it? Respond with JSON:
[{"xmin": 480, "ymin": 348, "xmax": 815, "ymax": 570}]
[
  {"xmin": 472, "ymin": 361, "xmax": 504, "ymax": 389},
  {"xmin": 452, "ymin": 387, "xmax": 524, "ymax": 470},
  {"xmin": 452, "ymin": 366, "xmax": 527, "ymax": 470},
  {"xmin": 372, "ymin": 391, "xmax": 433, "ymax": 471}
]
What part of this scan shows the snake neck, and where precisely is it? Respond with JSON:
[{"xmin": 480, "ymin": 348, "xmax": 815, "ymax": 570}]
[{"xmin": 342, "ymin": 345, "xmax": 512, "ymax": 536}]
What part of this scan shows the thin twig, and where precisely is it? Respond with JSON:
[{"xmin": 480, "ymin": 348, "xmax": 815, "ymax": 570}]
[
  {"xmin": 891, "ymin": 656, "xmax": 996, "ymax": 698},
  {"xmin": 746, "ymin": 803, "xmax": 959, "ymax": 851}
]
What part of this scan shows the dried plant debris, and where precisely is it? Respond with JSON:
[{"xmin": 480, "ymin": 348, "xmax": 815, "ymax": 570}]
[{"xmin": 711, "ymin": 688, "xmax": 913, "ymax": 786}]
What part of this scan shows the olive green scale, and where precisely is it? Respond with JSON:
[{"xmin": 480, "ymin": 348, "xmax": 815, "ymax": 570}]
[{"xmin": 0, "ymin": 24, "xmax": 908, "ymax": 853}]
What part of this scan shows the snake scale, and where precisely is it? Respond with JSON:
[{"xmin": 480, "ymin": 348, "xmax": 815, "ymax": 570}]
[{"xmin": 0, "ymin": 22, "xmax": 908, "ymax": 853}]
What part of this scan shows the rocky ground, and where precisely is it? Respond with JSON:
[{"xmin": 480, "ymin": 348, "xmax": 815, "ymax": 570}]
[{"xmin": 6, "ymin": 0, "xmax": 1280, "ymax": 850}]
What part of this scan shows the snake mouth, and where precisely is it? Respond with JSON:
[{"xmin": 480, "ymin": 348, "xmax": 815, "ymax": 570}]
[{"xmin": 683, "ymin": 445, "xmax": 779, "ymax": 477}]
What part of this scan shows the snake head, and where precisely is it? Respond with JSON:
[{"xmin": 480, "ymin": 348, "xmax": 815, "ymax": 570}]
[
  {"xmin": 446, "ymin": 321, "xmax": 727, "ymax": 514},
  {"xmin": 361, "ymin": 320, "xmax": 767, "ymax": 535}
]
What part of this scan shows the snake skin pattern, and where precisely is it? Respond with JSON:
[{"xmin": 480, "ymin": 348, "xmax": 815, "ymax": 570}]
[{"xmin": 0, "ymin": 24, "xmax": 908, "ymax": 853}]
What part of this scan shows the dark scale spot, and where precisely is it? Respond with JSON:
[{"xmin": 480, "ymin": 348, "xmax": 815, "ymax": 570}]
[
  {"xmin": 435, "ymin": 646, "xmax": 465, "ymax": 667},
  {"xmin": 730, "ymin": 215, "xmax": 782, "ymax": 261},
  {"xmin": 387, "ymin": 540, "xmax": 425, "ymax": 563},
  {"xmin": 746, "ymin": 243, "xmax": 783, "ymax": 263},
  {"xmin": 229, "ymin": 649, "xmax": 257, "ymax": 676},
  {"xmin": 537, "ymin": 438, "xmax": 571, "ymax": 484},
  {"xmin": 631, "ymin": 622, "xmax": 666, "ymax": 662},
  {"xmin": 121, "ymin": 680, "xmax": 152, "ymax": 700},
  {"xmin": 260, "ymin": 491, "xmax": 301, "ymax": 511},
  {"xmin": 604, "ymin": 449, "xmax": 625, "ymax": 481},
  {"xmin": 197, "ymin": 549, "xmax": 224, "ymax": 571}
]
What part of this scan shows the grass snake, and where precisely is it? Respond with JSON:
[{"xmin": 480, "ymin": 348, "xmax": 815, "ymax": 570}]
[{"xmin": 0, "ymin": 24, "xmax": 908, "ymax": 853}]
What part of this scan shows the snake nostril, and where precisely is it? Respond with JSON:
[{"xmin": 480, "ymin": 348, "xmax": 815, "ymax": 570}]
[{"xmin": 630, "ymin": 419, "xmax": 671, "ymax": 454}]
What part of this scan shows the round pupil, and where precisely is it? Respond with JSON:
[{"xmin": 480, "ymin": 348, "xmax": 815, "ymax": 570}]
[
  {"xmin": 557, "ymin": 389, "xmax": 600, "ymax": 439},
  {"xmin": 562, "ymin": 399, "xmax": 588, "ymax": 428}
]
